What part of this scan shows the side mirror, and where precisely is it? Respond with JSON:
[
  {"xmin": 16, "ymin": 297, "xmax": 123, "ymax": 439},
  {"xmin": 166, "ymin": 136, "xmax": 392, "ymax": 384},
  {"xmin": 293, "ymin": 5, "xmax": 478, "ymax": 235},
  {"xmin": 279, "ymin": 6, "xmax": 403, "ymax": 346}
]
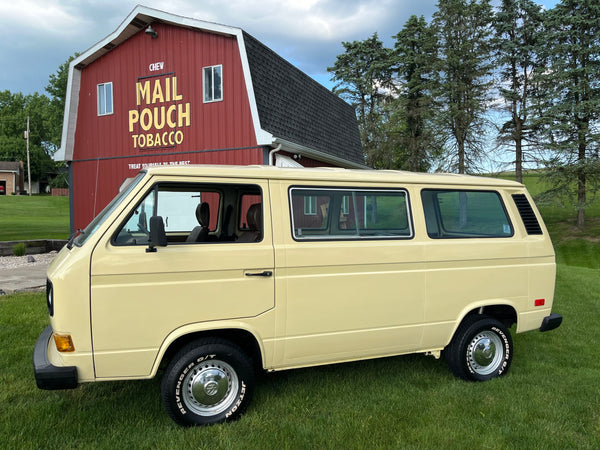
[{"xmin": 147, "ymin": 216, "xmax": 167, "ymax": 253}]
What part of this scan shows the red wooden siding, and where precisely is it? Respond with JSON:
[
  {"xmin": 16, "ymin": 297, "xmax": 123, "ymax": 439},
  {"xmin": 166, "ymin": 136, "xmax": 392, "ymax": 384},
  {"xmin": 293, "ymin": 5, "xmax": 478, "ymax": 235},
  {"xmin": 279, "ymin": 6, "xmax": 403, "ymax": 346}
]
[{"xmin": 72, "ymin": 23, "xmax": 261, "ymax": 229}]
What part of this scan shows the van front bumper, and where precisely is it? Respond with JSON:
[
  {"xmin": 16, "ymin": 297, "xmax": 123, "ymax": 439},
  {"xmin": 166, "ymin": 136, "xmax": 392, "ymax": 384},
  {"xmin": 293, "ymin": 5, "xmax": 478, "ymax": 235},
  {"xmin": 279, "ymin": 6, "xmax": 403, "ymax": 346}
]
[
  {"xmin": 33, "ymin": 325, "xmax": 78, "ymax": 390},
  {"xmin": 540, "ymin": 313, "xmax": 563, "ymax": 332}
]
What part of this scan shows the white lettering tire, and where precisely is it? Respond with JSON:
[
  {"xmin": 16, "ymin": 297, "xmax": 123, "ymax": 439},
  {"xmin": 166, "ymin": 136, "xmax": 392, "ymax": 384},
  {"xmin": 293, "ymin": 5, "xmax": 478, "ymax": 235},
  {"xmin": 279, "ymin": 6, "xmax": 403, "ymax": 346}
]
[
  {"xmin": 161, "ymin": 338, "xmax": 254, "ymax": 426},
  {"xmin": 444, "ymin": 315, "xmax": 513, "ymax": 382}
]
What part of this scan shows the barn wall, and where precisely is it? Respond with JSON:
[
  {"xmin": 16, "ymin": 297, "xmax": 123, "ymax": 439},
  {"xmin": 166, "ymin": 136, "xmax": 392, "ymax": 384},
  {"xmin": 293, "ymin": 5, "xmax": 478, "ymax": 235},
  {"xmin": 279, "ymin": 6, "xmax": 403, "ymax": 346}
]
[{"xmin": 71, "ymin": 23, "xmax": 260, "ymax": 229}]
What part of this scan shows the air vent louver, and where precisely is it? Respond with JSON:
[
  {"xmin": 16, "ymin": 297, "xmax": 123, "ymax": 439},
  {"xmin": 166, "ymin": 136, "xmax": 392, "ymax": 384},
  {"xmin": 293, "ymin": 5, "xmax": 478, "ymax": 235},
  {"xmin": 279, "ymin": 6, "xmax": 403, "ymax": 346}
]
[{"xmin": 512, "ymin": 194, "xmax": 543, "ymax": 235}]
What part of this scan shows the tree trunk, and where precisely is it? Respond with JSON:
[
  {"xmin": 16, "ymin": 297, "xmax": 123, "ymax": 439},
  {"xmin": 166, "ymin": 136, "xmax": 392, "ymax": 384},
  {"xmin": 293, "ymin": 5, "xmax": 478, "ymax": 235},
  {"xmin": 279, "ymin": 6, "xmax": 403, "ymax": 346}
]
[
  {"xmin": 458, "ymin": 139, "xmax": 465, "ymax": 174},
  {"xmin": 577, "ymin": 175, "xmax": 586, "ymax": 228},
  {"xmin": 514, "ymin": 115, "xmax": 523, "ymax": 184}
]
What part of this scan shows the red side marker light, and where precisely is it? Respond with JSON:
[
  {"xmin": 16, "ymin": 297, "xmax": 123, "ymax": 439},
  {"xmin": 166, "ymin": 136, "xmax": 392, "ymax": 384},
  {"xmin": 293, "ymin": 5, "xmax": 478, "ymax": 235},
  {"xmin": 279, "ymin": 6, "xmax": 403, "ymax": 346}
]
[{"xmin": 534, "ymin": 299, "xmax": 545, "ymax": 307}]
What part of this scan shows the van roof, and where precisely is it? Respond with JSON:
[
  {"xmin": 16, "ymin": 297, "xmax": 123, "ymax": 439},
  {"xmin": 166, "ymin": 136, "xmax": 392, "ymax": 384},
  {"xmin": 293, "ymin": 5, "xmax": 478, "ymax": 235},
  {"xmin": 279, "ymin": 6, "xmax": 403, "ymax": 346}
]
[{"xmin": 142, "ymin": 165, "xmax": 524, "ymax": 188}]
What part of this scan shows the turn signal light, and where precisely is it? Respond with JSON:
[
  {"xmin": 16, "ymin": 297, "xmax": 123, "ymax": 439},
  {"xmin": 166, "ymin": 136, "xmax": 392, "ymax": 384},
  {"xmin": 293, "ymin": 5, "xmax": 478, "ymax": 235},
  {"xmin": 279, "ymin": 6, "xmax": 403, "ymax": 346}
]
[
  {"xmin": 53, "ymin": 333, "xmax": 75, "ymax": 352},
  {"xmin": 534, "ymin": 299, "xmax": 545, "ymax": 307}
]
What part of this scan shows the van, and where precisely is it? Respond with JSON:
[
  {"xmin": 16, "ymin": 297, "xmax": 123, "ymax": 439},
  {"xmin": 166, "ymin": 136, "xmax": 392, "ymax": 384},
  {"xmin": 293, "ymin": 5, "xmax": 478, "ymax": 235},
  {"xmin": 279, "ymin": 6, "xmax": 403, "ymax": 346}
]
[{"xmin": 34, "ymin": 165, "xmax": 562, "ymax": 426}]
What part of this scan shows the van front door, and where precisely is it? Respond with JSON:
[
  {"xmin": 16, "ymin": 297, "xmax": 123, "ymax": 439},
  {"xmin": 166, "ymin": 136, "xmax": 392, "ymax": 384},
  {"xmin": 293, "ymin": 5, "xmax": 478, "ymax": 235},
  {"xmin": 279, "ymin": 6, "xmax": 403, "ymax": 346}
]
[{"xmin": 89, "ymin": 179, "xmax": 274, "ymax": 378}]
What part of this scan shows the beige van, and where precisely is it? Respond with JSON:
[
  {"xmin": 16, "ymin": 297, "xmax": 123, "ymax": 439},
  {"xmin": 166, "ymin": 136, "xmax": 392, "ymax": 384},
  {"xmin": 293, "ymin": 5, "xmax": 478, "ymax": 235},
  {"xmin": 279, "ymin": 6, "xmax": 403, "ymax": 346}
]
[{"xmin": 34, "ymin": 165, "xmax": 562, "ymax": 426}]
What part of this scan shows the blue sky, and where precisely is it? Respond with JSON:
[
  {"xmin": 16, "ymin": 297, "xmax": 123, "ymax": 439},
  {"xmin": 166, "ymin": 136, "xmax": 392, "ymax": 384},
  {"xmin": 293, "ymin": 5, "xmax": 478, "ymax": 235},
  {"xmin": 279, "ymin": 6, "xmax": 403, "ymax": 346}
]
[{"xmin": 1, "ymin": 0, "xmax": 558, "ymax": 96}]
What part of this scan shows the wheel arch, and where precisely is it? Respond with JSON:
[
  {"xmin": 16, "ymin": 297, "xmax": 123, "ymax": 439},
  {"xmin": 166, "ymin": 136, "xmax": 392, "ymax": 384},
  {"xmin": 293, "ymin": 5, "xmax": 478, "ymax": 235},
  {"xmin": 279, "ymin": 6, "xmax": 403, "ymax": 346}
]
[
  {"xmin": 466, "ymin": 304, "xmax": 517, "ymax": 329},
  {"xmin": 152, "ymin": 325, "xmax": 265, "ymax": 377},
  {"xmin": 447, "ymin": 302, "xmax": 517, "ymax": 347}
]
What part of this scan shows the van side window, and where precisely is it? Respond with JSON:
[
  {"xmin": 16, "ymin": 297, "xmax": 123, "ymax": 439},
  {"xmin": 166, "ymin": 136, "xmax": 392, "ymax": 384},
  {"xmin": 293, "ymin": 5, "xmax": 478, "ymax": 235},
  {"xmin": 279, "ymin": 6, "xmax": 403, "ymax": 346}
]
[
  {"xmin": 290, "ymin": 188, "xmax": 412, "ymax": 240},
  {"xmin": 113, "ymin": 183, "xmax": 262, "ymax": 245},
  {"xmin": 421, "ymin": 189, "xmax": 513, "ymax": 238}
]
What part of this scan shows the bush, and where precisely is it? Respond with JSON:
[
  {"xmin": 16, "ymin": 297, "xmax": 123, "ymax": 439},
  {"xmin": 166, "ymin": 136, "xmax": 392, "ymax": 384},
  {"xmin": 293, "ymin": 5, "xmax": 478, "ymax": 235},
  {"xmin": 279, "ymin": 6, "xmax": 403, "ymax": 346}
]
[{"xmin": 12, "ymin": 243, "xmax": 26, "ymax": 256}]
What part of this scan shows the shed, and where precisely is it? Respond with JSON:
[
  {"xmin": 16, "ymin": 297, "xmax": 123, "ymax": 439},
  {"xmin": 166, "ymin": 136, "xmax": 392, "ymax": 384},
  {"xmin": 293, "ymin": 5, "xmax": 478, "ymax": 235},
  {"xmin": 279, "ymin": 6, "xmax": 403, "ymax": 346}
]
[
  {"xmin": 0, "ymin": 161, "xmax": 24, "ymax": 195},
  {"xmin": 55, "ymin": 5, "xmax": 364, "ymax": 231}
]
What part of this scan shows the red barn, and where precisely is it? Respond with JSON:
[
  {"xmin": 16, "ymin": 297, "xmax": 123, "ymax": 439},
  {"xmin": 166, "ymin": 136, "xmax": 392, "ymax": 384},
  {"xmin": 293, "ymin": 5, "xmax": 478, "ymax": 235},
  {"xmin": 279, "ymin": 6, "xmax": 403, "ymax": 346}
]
[{"xmin": 56, "ymin": 6, "xmax": 364, "ymax": 232}]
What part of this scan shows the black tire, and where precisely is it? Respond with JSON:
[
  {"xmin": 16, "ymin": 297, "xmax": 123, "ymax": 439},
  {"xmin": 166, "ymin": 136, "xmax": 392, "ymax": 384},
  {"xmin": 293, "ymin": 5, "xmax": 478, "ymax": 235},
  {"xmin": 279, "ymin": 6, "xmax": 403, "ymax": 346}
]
[
  {"xmin": 444, "ymin": 315, "xmax": 513, "ymax": 382},
  {"xmin": 161, "ymin": 338, "xmax": 254, "ymax": 426}
]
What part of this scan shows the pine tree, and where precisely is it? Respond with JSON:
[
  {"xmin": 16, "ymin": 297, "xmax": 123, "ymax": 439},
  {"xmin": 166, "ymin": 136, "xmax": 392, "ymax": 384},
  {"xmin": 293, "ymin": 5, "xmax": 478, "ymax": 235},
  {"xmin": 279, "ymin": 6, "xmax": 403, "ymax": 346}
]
[
  {"xmin": 328, "ymin": 34, "xmax": 392, "ymax": 166},
  {"xmin": 432, "ymin": 0, "xmax": 495, "ymax": 173},
  {"xmin": 532, "ymin": 0, "xmax": 600, "ymax": 228},
  {"xmin": 390, "ymin": 15, "xmax": 439, "ymax": 172},
  {"xmin": 493, "ymin": 0, "xmax": 544, "ymax": 183}
]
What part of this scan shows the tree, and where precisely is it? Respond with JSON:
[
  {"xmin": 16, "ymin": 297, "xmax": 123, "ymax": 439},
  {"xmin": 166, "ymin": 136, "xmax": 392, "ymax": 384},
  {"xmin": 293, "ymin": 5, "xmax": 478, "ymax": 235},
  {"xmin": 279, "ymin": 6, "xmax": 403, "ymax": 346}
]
[
  {"xmin": 390, "ymin": 15, "xmax": 439, "ymax": 172},
  {"xmin": 328, "ymin": 34, "xmax": 392, "ymax": 166},
  {"xmin": 432, "ymin": 0, "xmax": 495, "ymax": 173},
  {"xmin": 0, "ymin": 90, "xmax": 55, "ymax": 183},
  {"xmin": 45, "ymin": 53, "xmax": 78, "ymax": 153},
  {"xmin": 493, "ymin": 0, "xmax": 544, "ymax": 183},
  {"xmin": 532, "ymin": 0, "xmax": 600, "ymax": 228}
]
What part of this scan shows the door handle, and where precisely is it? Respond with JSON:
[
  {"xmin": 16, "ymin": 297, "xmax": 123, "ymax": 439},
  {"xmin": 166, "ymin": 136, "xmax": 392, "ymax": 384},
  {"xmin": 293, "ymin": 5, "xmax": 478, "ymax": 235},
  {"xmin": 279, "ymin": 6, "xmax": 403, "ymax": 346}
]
[{"xmin": 245, "ymin": 271, "xmax": 273, "ymax": 277}]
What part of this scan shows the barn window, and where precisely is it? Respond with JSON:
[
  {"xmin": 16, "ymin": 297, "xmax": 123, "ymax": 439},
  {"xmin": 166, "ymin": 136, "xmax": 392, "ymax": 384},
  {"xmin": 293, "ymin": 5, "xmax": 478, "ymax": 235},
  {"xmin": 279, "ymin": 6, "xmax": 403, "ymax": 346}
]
[
  {"xmin": 203, "ymin": 65, "xmax": 223, "ymax": 103},
  {"xmin": 97, "ymin": 82, "xmax": 114, "ymax": 116},
  {"xmin": 304, "ymin": 195, "xmax": 317, "ymax": 215}
]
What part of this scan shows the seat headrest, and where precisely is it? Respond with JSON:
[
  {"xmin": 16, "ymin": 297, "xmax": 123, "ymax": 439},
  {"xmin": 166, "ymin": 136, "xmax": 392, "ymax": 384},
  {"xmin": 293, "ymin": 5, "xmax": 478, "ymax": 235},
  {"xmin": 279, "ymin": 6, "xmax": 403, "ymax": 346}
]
[
  {"xmin": 246, "ymin": 203, "xmax": 262, "ymax": 231},
  {"xmin": 196, "ymin": 202, "xmax": 210, "ymax": 227}
]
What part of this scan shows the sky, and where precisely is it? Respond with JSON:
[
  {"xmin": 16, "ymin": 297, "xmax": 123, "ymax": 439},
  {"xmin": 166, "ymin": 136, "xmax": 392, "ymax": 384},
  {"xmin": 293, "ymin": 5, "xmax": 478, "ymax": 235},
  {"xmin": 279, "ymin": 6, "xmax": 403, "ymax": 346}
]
[{"xmin": 1, "ymin": 0, "xmax": 558, "ymax": 97}]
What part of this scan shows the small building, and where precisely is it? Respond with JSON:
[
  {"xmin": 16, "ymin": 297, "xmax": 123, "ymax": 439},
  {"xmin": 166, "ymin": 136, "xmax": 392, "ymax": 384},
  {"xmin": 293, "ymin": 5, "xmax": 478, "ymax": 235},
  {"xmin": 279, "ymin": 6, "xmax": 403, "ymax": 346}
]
[
  {"xmin": 0, "ymin": 161, "xmax": 24, "ymax": 195},
  {"xmin": 55, "ymin": 6, "xmax": 364, "ymax": 231}
]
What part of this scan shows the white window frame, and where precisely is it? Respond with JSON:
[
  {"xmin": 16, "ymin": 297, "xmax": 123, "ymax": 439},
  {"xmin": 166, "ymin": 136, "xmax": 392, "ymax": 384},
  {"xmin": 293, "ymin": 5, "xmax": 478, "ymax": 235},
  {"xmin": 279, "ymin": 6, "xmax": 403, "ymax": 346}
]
[
  {"xmin": 342, "ymin": 195, "xmax": 350, "ymax": 215},
  {"xmin": 97, "ymin": 82, "xmax": 114, "ymax": 116},
  {"xmin": 304, "ymin": 195, "xmax": 317, "ymax": 216},
  {"xmin": 203, "ymin": 65, "xmax": 223, "ymax": 103}
]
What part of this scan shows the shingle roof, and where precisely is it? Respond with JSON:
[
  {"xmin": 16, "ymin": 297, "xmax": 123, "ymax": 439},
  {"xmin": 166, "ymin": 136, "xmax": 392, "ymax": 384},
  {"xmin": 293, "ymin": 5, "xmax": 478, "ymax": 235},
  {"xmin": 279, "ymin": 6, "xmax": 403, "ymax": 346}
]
[
  {"xmin": 243, "ymin": 32, "xmax": 364, "ymax": 166},
  {"xmin": 0, "ymin": 161, "xmax": 21, "ymax": 172}
]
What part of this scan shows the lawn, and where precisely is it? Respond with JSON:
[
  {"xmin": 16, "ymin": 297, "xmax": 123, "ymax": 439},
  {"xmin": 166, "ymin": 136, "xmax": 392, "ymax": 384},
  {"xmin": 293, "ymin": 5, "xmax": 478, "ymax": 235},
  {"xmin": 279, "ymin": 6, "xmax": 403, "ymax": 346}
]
[
  {"xmin": 1, "ymin": 264, "xmax": 598, "ymax": 448},
  {"xmin": 1, "ymin": 179, "xmax": 599, "ymax": 447},
  {"xmin": 0, "ymin": 196, "xmax": 70, "ymax": 241}
]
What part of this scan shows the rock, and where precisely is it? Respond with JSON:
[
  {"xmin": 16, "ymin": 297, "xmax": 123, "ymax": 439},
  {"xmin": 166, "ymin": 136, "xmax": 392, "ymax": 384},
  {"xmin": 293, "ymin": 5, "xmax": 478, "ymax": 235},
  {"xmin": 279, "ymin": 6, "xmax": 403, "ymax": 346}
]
[{"xmin": 27, "ymin": 255, "xmax": 36, "ymax": 263}]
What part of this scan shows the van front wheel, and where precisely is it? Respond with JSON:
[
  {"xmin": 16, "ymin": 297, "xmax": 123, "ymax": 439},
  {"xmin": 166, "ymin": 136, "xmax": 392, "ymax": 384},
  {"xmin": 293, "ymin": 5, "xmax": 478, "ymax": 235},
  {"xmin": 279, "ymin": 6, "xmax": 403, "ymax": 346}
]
[
  {"xmin": 445, "ymin": 315, "xmax": 513, "ymax": 382},
  {"xmin": 161, "ymin": 339, "xmax": 254, "ymax": 426}
]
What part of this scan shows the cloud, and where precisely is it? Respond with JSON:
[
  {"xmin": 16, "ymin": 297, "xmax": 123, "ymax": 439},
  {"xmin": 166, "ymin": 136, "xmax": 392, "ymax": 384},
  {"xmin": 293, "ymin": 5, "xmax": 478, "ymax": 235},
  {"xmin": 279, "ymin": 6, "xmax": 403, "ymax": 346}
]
[{"xmin": 1, "ymin": 0, "xmax": 439, "ymax": 95}]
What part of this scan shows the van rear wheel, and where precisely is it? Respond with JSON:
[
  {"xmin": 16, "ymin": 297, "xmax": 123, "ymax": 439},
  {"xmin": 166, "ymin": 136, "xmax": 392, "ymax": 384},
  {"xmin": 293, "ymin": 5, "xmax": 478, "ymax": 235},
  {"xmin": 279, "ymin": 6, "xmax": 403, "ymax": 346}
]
[
  {"xmin": 445, "ymin": 315, "xmax": 513, "ymax": 382},
  {"xmin": 161, "ymin": 338, "xmax": 254, "ymax": 426}
]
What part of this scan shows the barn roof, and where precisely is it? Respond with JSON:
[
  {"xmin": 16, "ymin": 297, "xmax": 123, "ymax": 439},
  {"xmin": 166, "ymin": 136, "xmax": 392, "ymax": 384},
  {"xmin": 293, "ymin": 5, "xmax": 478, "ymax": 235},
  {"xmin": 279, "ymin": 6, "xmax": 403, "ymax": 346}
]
[{"xmin": 57, "ymin": 5, "xmax": 364, "ymax": 168}]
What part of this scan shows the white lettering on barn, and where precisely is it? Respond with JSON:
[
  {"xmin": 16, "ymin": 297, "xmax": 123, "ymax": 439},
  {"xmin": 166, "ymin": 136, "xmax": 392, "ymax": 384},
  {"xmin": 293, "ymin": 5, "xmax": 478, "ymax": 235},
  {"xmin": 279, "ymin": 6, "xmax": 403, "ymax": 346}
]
[{"xmin": 149, "ymin": 62, "xmax": 165, "ymax": 72}]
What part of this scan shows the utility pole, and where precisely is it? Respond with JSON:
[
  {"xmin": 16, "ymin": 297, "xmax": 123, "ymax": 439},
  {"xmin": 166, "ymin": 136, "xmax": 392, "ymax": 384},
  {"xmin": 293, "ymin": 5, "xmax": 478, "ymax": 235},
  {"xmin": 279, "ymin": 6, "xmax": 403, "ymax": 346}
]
[{"xmin": 25, "ymin": 116, "xmax": 31, "ymax": 196}]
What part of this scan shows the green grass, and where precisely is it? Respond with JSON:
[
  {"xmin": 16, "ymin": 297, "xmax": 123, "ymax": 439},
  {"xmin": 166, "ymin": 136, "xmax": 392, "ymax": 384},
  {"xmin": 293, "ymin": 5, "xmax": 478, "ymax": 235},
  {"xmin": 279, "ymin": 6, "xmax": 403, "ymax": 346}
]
[
  {"xmin": 1, "ymin": 264, "xmax": 598, "ymax": 448},
  {"xmin": 0, "ymin": 196, "xmax": 70, "ymax": 241}
]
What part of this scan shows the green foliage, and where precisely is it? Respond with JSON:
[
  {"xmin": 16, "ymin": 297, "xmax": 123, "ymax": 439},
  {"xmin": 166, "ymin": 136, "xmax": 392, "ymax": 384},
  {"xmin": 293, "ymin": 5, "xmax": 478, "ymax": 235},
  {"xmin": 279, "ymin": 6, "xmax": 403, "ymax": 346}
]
[
  {"xmin": 45, "ymin": 53, "xmax": 79, "ymax": 150},
  {"xmin": 12, "ymin": 242, "xmax": 26, "ymax": 256},
  {"xmin": 386, "ymin": 15, "xmax": 440, "ymax": 172},
  {"xmin": 49, "ymin": 172, "xmax": 69, "ymax": 189},
  {"xmin": 0, "ymin": 91, "xmax": 55, "ymax": 181},
  {"xmin": 326, "ymin": 0, "xmax": 600, "ymax": 230},
  {"xmin": 493, "ymin": 0, "xmax": 544, "ymax": 183},
  {"xmin": 0, "ymin": 54, "xmax": 76, "ymax": 185},
  {"xmin": 432, "ymin": 0, "xmax": 495, "ymax": 174},
  {"xmin": 327, "ymin": 33, "xmax": 393, "ymax": 166},
  {"xmin": 530, "ymin": 0, "xmax": 600, "ymax": 227}
]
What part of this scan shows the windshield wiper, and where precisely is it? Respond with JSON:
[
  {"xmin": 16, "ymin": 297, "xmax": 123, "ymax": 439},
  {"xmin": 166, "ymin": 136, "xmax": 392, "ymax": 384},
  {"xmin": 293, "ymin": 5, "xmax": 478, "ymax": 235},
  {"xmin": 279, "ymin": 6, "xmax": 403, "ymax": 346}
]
[{"xmin": 66, "ymin": 229, "xmax": 84, "ymax": 250}]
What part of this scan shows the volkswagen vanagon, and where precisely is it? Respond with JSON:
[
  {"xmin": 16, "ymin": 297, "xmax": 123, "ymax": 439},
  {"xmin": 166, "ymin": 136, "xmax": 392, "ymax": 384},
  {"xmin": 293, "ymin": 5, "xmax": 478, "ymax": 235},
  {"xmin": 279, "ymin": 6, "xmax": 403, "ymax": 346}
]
[{"xmin": 34, "ymin": 165, "xmax": 562, "ymax": 426}]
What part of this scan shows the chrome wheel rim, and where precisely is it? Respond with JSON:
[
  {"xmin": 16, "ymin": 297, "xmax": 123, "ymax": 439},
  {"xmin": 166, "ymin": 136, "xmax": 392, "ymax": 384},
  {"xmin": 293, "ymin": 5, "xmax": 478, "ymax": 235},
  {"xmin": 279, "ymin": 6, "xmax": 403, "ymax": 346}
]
[
  {"xmin": 467, "ymin": 331, "xmax": 503, "ymax": 375},
  {"xmin": 182, "ymin": 359, "xmax": 239, "ymax": 416}
]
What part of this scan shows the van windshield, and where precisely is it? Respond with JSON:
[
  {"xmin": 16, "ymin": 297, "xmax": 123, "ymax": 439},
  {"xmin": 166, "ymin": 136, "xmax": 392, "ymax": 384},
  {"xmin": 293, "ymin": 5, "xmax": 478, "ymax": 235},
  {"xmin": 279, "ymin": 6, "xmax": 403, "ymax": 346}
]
[{"xmin": 73, "ymin": 172, "xmax": 146, "ymax": 247}]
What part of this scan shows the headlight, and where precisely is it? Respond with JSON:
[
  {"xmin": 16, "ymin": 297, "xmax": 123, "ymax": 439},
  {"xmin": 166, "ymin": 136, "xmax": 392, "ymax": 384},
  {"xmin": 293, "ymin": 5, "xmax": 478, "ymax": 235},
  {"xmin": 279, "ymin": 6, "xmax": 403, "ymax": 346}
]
[{"xmin": 46, "ymin": 279, "xmax": 54, "ymax": 317}]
